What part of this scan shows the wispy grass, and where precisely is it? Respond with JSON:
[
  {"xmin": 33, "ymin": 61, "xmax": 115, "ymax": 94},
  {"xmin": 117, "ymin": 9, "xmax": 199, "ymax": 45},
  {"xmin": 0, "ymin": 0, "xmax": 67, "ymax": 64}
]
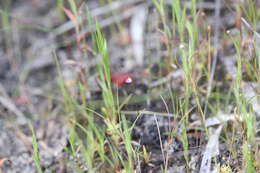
[
  {"xmin": 94, "ymin": 21, "xmax": 121, "ymax": 145},
  {"xmin": 29, "ymin": 122, "xmax": 43, "ymax": 173},
  {"xmin": 121, "ymin": 115, "xmax": 135, "ymax": 172},
  {"xmin": 52, "ymin": 0, "xmax": 260, "ymax": 172},
  {"xmin": 232, "ymin": 12, "xmax": 256, "ymax": 171},
  {"xmin": 0, "ymin": 0, "xmax": 12, "ymax": 50}
]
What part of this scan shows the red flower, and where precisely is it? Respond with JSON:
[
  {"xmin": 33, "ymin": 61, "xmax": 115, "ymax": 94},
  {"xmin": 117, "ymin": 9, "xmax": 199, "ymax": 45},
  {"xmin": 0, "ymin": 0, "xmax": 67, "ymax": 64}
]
[{"xmin": 111, "ymin": 73, "xmax": 133, "ymax": 86}]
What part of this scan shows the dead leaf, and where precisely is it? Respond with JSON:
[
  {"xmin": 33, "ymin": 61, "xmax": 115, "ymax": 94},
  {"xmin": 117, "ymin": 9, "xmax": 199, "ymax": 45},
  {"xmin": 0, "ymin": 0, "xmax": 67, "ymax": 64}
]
[{"xmin": 62, "ymin": 7, "xmax": 78, "ymax": 27}]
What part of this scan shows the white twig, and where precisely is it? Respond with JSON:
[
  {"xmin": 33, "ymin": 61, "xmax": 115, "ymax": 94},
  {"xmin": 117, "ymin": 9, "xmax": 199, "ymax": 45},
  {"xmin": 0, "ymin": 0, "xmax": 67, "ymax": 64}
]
[
  {"xmin": 60, "ymin": 2, "xmax": 151, "ymax": 47},
  {"xmin": 130, "ymin": 6, "xmax": 148, "ymax": 66},
  {"xmin": 52, "ymin": 0, "xmax": 143, "ymax": 36},
  {"xmin": 121, "ymin": 110, "xmax": 175, "ymax": 117},
  {"xmin": 241, "ymin": 17, "xmax": 260, "ymax": 40},
  {"xmin": 0, "ymin": 83, "xmax": 26, "ymax": 125},
  {"xmin": 148, "ymin": 70, "xmax": 183, "ymax": 88},
  {"xmin": 199, "ymin": 125, "xmax": 223, "ymax": 173}
]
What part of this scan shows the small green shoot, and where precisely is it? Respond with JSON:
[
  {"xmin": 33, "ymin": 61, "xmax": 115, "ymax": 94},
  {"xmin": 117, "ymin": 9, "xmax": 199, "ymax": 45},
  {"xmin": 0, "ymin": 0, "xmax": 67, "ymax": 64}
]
[{"xmin": 29, "ymin": 122, "xmax": 43, "ymax": 173}]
